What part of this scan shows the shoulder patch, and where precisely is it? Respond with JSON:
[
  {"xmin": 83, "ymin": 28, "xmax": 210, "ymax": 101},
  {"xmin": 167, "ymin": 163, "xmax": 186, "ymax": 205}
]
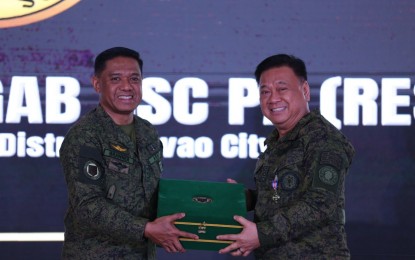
[
  {"xmin": 78, "ymin": 146, "xmax": 105, "ymax": 185},
  {"xmin": 320, "ymin": 151, "xmax": 343, "ymax": 170},
  {"xmin": 83, "ymin": 160, "xmax": 102, "ymax": 180},
  {"xmin": 312, "ymin": 165, "xmax": 340, "ymax": 193},
  {"xmin": 318, "ymin": 166, "xmax": 339, "ymax": 185}
]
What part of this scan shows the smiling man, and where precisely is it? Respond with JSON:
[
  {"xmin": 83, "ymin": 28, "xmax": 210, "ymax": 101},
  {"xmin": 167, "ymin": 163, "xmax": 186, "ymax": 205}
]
[
  {"xmin": 59, "ymin": 47, "xmax": 197, "ymax": 259},
  {"xmin": 217, "ymin": 54, "xmax": 355, "ymax": 259}
]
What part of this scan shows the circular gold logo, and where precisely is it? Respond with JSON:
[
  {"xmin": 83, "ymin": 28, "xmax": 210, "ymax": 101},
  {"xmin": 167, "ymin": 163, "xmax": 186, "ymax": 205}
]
[{"xmin": 0, "ymin": 0, "xmax": 80, "ymax": 28}]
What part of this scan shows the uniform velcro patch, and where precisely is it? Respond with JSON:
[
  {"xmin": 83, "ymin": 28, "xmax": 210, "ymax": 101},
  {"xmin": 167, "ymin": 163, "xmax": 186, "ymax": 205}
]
[
  {"xmin": 312, "ymin": 165, "xmax": 340, "ymax": 193},
  {"xmin": 79, "ymin": 146, "xmax": 105, "ymax": 185},
  {"xmin": 320, "ymin": 151, "xmax": 343, "ymax": 170}
]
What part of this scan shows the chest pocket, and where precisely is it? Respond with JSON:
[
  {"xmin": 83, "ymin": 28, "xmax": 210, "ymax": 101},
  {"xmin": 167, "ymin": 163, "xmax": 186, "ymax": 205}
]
[
  {"xmin": 274, "ymin": 148, "xmax": 306, "ymax": 202},
  {"xmin": 103, "ymin": 148, "xmax": 144, "ymax": 212},
  {"xmin": 107, "ymin": 158, "xmax": 131, "ymax": 174},
  {"xmin": 78, "ymin": 146, "xmax": 105, "ymax": 185},
  {"xmin": 254, "ymin": 154, "xmax": 270, "ymax": 190}
]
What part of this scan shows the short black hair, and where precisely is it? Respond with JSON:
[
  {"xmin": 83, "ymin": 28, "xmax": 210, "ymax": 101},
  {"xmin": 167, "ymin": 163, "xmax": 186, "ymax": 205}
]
[
  {"xmin": 94, "ymin": 47, "xmax": 143, "ymax": 76},
  {"xmin": 254, "ymin": 54, "xmax": 307, "ymax": 83}
]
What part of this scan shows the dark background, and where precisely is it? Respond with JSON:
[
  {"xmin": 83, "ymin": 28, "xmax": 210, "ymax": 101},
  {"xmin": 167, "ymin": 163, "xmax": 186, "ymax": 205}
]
[{"xmin": 1, "ymin": 1, "xmax": 414, "ymax": 259}]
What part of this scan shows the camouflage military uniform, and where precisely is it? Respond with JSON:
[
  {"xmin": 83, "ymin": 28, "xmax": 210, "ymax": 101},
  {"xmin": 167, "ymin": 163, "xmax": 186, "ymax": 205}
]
[
  {"xmin": 253, "ymin": 110, "xmax": 354, "ymax": 259},
  {"xmin": 59, "ymin": 105, "xmax": 163, "ymax": 259}
]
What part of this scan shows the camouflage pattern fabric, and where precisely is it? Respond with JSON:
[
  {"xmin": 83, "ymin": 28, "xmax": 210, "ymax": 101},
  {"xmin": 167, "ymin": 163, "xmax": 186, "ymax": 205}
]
[
  {"xmin": 59, "ymin": 105, "xmax": 163, "ymax": 259},
  {"xmin": 253, "ymin": 110, "xmax": 355, "ymax": 260}
]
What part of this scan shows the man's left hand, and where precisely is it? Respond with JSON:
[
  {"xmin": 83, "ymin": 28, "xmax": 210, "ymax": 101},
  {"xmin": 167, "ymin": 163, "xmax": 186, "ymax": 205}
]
[
  {"xmin": 216, "ymin": 215, "xmax": 260, "ymax": 257},
  {"xmin": 144, "ymin": 213, "xmax": 198, "ymax": 253}
]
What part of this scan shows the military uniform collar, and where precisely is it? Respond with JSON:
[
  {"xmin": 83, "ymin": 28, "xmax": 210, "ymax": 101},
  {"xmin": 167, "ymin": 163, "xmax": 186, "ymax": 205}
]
[
  {"xmin": 95, "ymin": 104, "xmax": 136, "ymax": 149},
  {"xmin": 96, "ymin": 104, "xmax": 154, "ymax": 150},
  {"xmin": 96, "ymin": 104, "xmax": 114, "ymax": 124}
]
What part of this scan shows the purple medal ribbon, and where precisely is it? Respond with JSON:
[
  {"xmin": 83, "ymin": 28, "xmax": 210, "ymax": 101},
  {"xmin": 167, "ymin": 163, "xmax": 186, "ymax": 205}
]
[
  {"xmin": 272, "ymin": 175, "xmax": 280, "ymax": 201},
  {"xmin": 272, "ymin": 179, "xmax": 278, "ymax": 190}
]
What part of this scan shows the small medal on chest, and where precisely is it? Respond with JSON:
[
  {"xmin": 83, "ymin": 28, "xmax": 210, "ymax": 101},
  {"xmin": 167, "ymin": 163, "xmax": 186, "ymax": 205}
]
[{"xmin": 272, "ymin": 175, "xmax": 280, "ymax": 202}]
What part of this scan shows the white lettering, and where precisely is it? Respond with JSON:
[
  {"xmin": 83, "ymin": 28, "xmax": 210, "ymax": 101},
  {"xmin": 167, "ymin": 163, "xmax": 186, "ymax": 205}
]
[
  {"xmin": 17, "ymin": 131, "xmax": 26, "ymax": 157},
  {"xmin": 381, "ymin": 78, "xmax": 411, "ymax": 126},
  {"xmin": 228, "ymin": 78, "xmax": 259, "ymax": 125},
  {"xmin": 173, "ymin": 77, "xmax": 209, "ymax": 125},
  {"xmin": 320, "ymin": 76, "xmax": 342, "ymax": 129},
  {"xmin": 6, "ymin": 76, "xmax": 43, "ymax": 123},
  {"xmin": 55, "ymin": 136, "xmax": 64, "ymax": 157},
  {"xmin": 26, "ymin": 136, "xmax": 44, "ymax": 157},
  {"xmin": 138, "ymin": 77, "xmax": 172, "ymax": 125},
  {"xmin": 344, "ymin": 78, "xmax": 379, "ymax": 126},
  {"xmin": 221, "ymin": 133, "xmax": 265, "ymax": 159},
  {"xmin": 176, "ymin": 136, "xmax": 201, "ymax": 158},
  {"xmin": 160, "ymin": 136, "xmax": 213, "ymax": 158},
  {"xmin": 45, "ymin": 77, "xmax": 81, "ymax": 124},
  {"xmin": 221, "ymin": 134, "xmax": 238, "ymax": 158},
  {"xmin": 0, "ymin": 132, "xmax": 63, "ymax": 158},
  {"xmin": 44, "ymin": 133, "xmax": 58, "ymax": 157},
  {"xmin": 174, "ymin": 136, "xmax": 193, "ymax": 158},
  {"xmin": 193, "ymin": 136, "xmax": 213, "ymax": 158},
  {"xmin": 0, "ymin": 133, "xmax": 16, "ymax": 157},
  {"xmin": 160, "ymin": 136, "xmax": 177, "ymax": 158},
  {"xmin": 322, "ymin": 77, "xmax": 414, "ymax": 128}
]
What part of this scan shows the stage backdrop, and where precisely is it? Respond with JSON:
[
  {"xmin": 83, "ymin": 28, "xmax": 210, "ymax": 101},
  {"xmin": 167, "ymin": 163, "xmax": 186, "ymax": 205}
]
[{"xmin": 1, "ymin": 1, "xmax": 414, "ymax": 259}]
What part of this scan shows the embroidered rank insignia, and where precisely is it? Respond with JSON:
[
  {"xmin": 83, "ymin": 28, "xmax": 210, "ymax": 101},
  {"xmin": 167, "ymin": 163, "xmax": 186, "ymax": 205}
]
[
  {"xmin": 111, "ymin": 144, "xmax": 127, "ymax": 152},
  {"xmin": 84, "ymin": 160, "xmax": 102, "ymax": 180},
  {"xmin": 108, "ymin": 159, "xmax": 129, "ymax": 174}
]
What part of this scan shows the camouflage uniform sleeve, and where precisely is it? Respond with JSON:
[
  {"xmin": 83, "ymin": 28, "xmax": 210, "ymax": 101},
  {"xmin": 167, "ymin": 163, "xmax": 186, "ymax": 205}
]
[
  {"xmin": 256, "ymin": 135, "xmax": 354, "ymax": 247},
  {"xmin": 60, "ymin": 129, "xmax": 149, "ymax": 244}
]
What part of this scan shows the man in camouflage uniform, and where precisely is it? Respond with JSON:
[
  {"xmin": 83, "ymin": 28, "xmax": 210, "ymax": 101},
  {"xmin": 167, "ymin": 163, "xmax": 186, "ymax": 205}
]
[
  {"xmin": 217, "ymin": 54, "xmax": 354, "ymax": 259},
  {"xmin": 60, "ymin": 47, "xmax": 197, "ymax": 259}
]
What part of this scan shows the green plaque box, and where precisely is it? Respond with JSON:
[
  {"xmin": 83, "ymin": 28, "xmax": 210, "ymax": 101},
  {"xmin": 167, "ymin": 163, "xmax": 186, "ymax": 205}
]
[{"xmin": 157, "ymin": 178, "xmax": 247, "ymax": 251}]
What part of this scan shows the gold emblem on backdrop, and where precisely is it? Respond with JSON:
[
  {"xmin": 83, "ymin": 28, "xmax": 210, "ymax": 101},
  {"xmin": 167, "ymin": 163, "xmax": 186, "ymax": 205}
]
[{"xmin": 0, "ymin": 0, "xmax": 81, "ymax": 28}]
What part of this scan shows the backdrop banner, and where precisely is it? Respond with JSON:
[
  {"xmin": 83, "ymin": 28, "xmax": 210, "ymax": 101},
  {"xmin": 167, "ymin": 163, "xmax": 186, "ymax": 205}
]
[{"xmin": 0, "ymin": 1, "xmax": 414, "ymax": 259}]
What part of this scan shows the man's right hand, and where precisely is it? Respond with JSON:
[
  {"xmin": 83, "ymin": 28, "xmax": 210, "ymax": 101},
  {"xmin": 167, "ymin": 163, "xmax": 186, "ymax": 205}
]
[{"xmin": 144, "ymin": 213, "xmax": 198, "ymax": 253}]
